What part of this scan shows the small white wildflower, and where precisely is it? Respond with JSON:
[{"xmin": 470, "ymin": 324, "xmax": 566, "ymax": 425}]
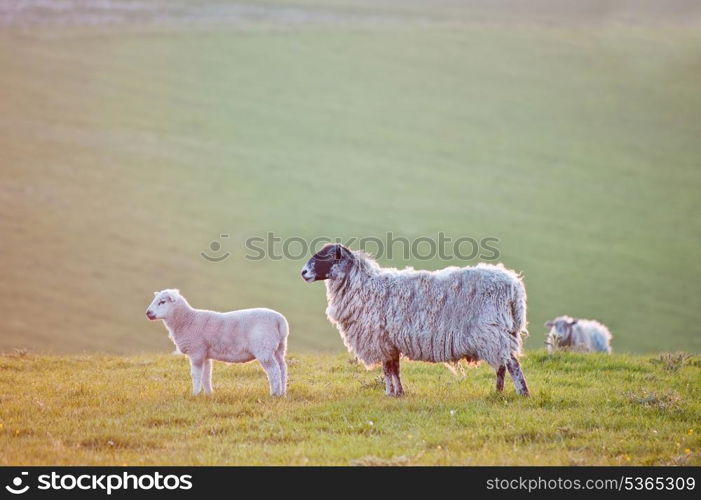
[
  {"xmin": 450, "ymin": 409, "xmax": 456, "ymax": 416},
  {"xmin": 368, "ymin": 421, "xmax": 374, "ymax": 426}
]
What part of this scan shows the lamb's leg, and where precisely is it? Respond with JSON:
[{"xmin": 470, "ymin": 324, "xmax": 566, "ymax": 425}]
[
  {"xmin": 189, "ymin": 357, "xmax": 204, "ymax": 396},
  {"xmin": 390, "ymin": 358, "xmax": 404, "ymax": 396},
  {"xmin": 495, "ymin": 365, "xmax": 506, "ymax": 392},
  {"xmin": 259, "ymin": 356, "xmax": 282, "ymax": 397},
  {"xmin": 382, "ymin": 360, "xmax": 395, "ymax": 396},
  {"xmin": 506, "ymin": 355, "xmax": 530, "ymax": 396},
  {"xmin": 202, "ymin": 359, "xmax": 213, "ymax": 395},
  {"xmin": 274, "ymin": 345, "xmax": 287, "ymax": 396}
]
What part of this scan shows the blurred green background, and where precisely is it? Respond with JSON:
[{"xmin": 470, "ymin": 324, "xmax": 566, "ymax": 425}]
[{"xmin": 1, "ymin": 0, "xmax": 699, "ymax": 354}]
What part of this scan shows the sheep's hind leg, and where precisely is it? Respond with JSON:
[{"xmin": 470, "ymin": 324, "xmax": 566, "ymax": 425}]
[
  {"xmin": 274, "ymin": 343, "xmax": 287, "ymax": 396},
  {"xmin": 506, "ymin": 355, "xmax": 530, "ymax": 396},
  {"xmin": 259, "ymin": 356, "xmax": 283, "ymax": 397},
  {"xmin": 495, "ymin": 365, "xmax": 506, "ymax": 392}
]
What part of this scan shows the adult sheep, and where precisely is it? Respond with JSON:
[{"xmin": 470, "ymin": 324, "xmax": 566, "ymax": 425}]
[
  {"xmin": 301, "ymin": 244, "xmax": 530, "ymax": 396},
  {"xmin": 545, "ymin": 316, "xmax": 612, "ymax": 354},
  {"xmin": 146, "ymin": 289, "xmax": 289, "ymax": 396}
]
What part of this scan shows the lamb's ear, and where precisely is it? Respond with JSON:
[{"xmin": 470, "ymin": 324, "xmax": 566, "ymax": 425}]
[
  {"xmin": 545, "ymin": 320, "xmax": 554, "ymax": 328},
  {"xmin": 166, "ymin": 293, "xmax": 176, "ymax": 302},
  {"xmin": 153, "ymin": 291, "xmax": 159, "ymax": 296},
  {"xmin": 567, "ymin": 319, "xmax": 578, "ymax": 327},
  {"xmin": 335, "ymin": 245, "xmax": 342, "ymax": 260}
]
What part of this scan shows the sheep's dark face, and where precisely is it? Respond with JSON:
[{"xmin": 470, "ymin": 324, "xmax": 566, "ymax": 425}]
[
  {"xmin": 545, "ymin": 316, "xmax": 577, "ymax": 352},
  {"xmin": 301, "ymin": 244, "xmax": 353, "ymax": 282}
]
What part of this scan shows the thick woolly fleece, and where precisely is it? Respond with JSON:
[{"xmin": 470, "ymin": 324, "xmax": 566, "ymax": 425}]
[
  {"xmin": 324, "ymin": 252, "xmax": 528, "ymax": 369},
  {"xmin": 546, "ymin": 316, "xmax": 612, "ymax": 354}
]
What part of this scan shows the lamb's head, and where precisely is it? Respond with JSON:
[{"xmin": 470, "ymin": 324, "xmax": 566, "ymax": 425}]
[
  {"xmin": 545, "ymin": 315, "xmax": 578, "ymax": 352},
  {"xmin": 301, "ymin": 243, "xmax": 354, "ymax": 282},
  {"xmin": 146, "ymin": 289, "xmax": 182, "ymax": 320}
]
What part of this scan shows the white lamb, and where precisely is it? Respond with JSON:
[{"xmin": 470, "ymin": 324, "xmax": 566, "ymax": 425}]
[{"xmin": 146, "ymin": 289, "xmax": 289, "ymax": 396}]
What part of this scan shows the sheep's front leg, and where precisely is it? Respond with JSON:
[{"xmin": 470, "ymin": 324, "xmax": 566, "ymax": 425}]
[
  {"xmin": 189, "ymin": 357, "xmax": 205, "ymax": 396},
  {"xmin": 383, "ymin": 358, "xmax": 404, "ymax": 397},
  {"xmin": 506, "ymin": 355, "xmax": 530, "ymax": 396},
  {"xmin": 259, "ymin": 356, "xmax": 283, "ymax": 397},
  {"xmin": 383, "ymin": 360, "xmax": 395, "ymax": 396},
  {"xmin": 390, "ymin": 358, "xmax": 404, "ymax": 396},
  {"xmin": 202, "ymin": 359, "xmax": 213, "ymax": 395}
]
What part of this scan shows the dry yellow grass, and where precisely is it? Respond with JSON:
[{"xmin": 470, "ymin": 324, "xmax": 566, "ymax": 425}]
[{"xmin": 1, "ymin": 351, "xmax": 699, "ymax": 465}]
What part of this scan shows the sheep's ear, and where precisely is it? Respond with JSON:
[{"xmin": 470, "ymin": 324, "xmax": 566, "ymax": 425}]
[
  {"xmin": 335, "ymin": 245, "xmax": 342, "ymax": 260},
  {"xmin": 545, "ymin": 321, "xmax": 554, "ymax": 328},
  {"xmin": 567, "ymin": 319, "xmax": 578, "ymax": 326},
  {"xmin": 153, "ymin": 291, "xmax": 159, "ymax": 296},
  {"xmin": 166, "ymin": 294, "xmax": 175, "ymax": 302}
]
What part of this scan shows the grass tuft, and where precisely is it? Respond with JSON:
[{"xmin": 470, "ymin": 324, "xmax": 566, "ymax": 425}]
[
  {"xmin": 626, "ymin": 390, "xmax": 685, "ymax": 413},
  {"xmin": 650, "ymin": 352, "xmax": 695, "ymax": 372}
]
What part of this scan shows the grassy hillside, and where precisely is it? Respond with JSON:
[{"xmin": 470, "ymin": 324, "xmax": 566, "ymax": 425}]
[
  {"xmin": 1, "ymin": 1, "xmax": 700, "ymax": 354},
  {"xmin": 0, "ymin": 351, "xmax": 698, "ymax": 465}
]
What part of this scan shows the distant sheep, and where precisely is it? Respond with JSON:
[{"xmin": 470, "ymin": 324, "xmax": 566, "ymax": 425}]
[
  {"xmin": 545, "ymin": 316, "xmax": 612, "ymax": 354},
  {"xmin": 146, "ymin": 289, "xmax": 288, "ymax": 396},
  {"xmin": 301, "ymin": 244, "xmax": 530, "ymax": 396}
]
